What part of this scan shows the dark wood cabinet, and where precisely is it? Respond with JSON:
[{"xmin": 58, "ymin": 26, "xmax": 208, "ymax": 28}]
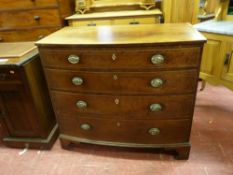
[{"xmin": 0, "ymin": 42, "xmax": 58, "ymax": 149}]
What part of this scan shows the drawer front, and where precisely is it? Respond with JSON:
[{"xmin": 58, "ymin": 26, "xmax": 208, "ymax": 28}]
[
  {"xmin": 45, "ymin": 69, "xmax": 198, "ymax": 94},
  {"xmin": 113, "ymin": 16, "xmax": 160, "ymax": 25},
  {"xmin": 58, "ymin": 116, "xmax": 191, "ymax": 144},
  {"xmin": 70, "ymin": 19, "xmax": 112, "ymax": 27},
  {"xmin": 0, "ymin": 27, "xmax": 59, "ymax": 42},
  {"xmin": 52, "ymin": 91, "xmax": 194, "ymax": 119},
  {"xmin": 0, "ymin": 0, "xmax": 57, "ymax": 10},
  {"xmin": 0, "ymin": 9, "xmax": 61, "ymax": 29},
  {"xmin": 39, "ymin": 47, "xmax": 201, "ymax": 70},
  {"xmin": 0, "ymin": 69, "xmax": 20, "ymax": 82},
  {"xmin": 0, "ymin": 69, "xmax": 22, "ymax": 91}
]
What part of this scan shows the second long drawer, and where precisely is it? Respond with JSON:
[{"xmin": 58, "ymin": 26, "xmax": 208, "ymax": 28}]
[
  {"xmin": 45, "ymin": 69, "xmax": 198, "ymax": 95},
  {"xmin": 51, "ymin": 91, "xmax": 195, "ymax": 119}
]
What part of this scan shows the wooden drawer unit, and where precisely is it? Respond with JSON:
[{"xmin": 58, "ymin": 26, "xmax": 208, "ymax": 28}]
[
  {"xmin": 39, "ymin": 47, "xmax": 201, "ymax": 70},
  {"xmin": 36, "ymin": 24, "xmax": 206, "ymax": 159},
  {"xmin": 0, "ymin": 0, "xmax": 74, "ymax": 42},
  {"xmin": 0, "ymin": 42, "xmax": 58, "ymax": 149}
]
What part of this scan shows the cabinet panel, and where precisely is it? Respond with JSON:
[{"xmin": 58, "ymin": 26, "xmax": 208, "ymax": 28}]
[
  {"xmin": 221, "ymin": 42, "xmax": 233, "ymax": 83},
  {"xmin": 1, "ymin": 90, "xmax": 40, "ymax": 137},
  {"xmin": 200, "ymin": 40, "xmax": 221, "ymax": 76}
]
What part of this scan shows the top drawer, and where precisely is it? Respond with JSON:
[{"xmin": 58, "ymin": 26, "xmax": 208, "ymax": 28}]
[
  {"xmin": 39, "ymin": 47, "xmax": 201, "ymax": 70},
  {"xmin": 0, "ymin": 68, "xmax": 22, "ymax": 91},
  {"xmin": 0, "ymin": 0, "xmax": 57, "ymax": 11}
]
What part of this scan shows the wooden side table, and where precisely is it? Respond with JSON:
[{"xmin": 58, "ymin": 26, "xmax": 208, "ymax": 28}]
[{"xmin": 0, "ymin": 42, "xmax": 58, "ymax": 149}]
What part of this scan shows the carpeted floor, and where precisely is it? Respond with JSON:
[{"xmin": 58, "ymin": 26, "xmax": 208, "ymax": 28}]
[{"xmin": 0, "ymin": 83, "xmax": 233, "ymax": 175}]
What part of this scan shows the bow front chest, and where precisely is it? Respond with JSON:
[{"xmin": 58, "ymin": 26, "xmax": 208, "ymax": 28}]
[{"xmin": 36, "ymin": 24, "xmax": 206, "ymax": 159}]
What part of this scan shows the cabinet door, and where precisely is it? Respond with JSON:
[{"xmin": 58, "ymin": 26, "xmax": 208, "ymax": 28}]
[
  {"xmin": 0, "ymin": 90, "xmax": 40, "ymax": 138},
  {"xmin": 221, "ymin": 42, "xmax": 233, "ymax": 83},
  {"xmin": 200, "ymin": 40, "xmax": 221, "ymax": 77}
]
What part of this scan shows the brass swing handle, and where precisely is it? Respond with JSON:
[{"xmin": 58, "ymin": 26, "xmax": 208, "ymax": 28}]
[
  {"xmin": 34, "ymin": 15, "xmax": 41, "ymax": 21},
  {"xmin": 224, "ymin": 52, "xmax": 232, "ymax": 66},
  {"xmin": 129, "ymin": 21, "xmax": 140, "ymax": 25}
]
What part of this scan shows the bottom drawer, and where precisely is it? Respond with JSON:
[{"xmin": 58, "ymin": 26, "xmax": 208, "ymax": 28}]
[{"xmin": 58, "ymin": 115, "xmax": 191, "ymax": 144}]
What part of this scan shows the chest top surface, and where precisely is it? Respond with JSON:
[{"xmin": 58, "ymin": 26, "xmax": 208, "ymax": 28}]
[
  {"xmin": 36, "ymin": 24, "xmax": 206, "ymax": 46},
  {"xmin": 0, "ymin": 42, "xmax": 38, "ymax": 66}
]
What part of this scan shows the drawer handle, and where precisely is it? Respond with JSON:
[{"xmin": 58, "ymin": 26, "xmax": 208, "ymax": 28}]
[
  {"xmin": 80, "ymin": 124, "xmax": 91, "ymax": 131},
  {"xmin": 34, "ymin": 15, "xmax": 41, "ymax": 21},
  {"xmin": 129, "ymin": 21, "xmax": 140, "ymax": 25},
  {"xmin": 72, "ymin": 77, "xmax": 83, "ymax": 86},
  {"xmin": 151, "ymin": 54, "xmax": 165, "ymax": 64},
  {"xmin": 150, "ymin": 103, "xmax": 162, "ymax": 112},
  {"xmin": 76, "ymin": 100, "xmax": 87, "ymax": 109},
  {"xmin": 68, "ymin": 55, "xmax": 80, "ymax": 64},
  {"xmin": 151, "ymin": 78, "xmax": 163, "ymax": 88},
  {"xmin": 87, "ymin": 23, "xmax": 96, "ymax": 26},
  {"xmin": 224, "ymin": 53, "xmax": 231, "ymax": 66},
  {"xmin": 112, "ymin": 54, "xmax": 117, "ymax": 61},
  {"xmin": 148, "ymin": 128, "xmax": 160, "ymax": 136}
]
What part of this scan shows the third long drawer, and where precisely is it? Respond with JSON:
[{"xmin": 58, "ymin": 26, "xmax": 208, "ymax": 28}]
[{"xmin": 51, "ymin": 91, "xmax": 195, "ymax": 120}]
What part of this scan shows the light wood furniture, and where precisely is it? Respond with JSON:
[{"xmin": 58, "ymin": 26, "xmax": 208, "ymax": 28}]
[
  {"xmin": 36, "ymin": 24, "xmax": 205, "ymax": 159},
  {"xmin": 0, "ymin": 42, "xmax": 57, "ymax": 149},
  {"xmin": 67, "ymin": 0, "xmax": 162, "ymax": 27},
  {"xmin": 67, "ymin": 9, "xmax": 162, "ymax": 27},
  {"xmin": 195, "ymin": 0, "xmax": 233, "ymax": 91},
  {"xmin": 195, "ymin": 22, "xmax": 233, "ymax": 91},
  {"xmin": 0, "ymin": 0, "xmax": 74, "ymax": 42}
]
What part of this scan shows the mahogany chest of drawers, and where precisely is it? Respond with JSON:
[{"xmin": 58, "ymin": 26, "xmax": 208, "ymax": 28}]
[
  {"xmin": 36, "ymin": 24, "xmax": 206, "ymax": 159},
  {"xmin": 0, "ymin": 42, "xmax": 57, "ymax": 149},
  {"xmin": 0, "ymin": 0, "xmax": 74, "ymax": 42}
]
